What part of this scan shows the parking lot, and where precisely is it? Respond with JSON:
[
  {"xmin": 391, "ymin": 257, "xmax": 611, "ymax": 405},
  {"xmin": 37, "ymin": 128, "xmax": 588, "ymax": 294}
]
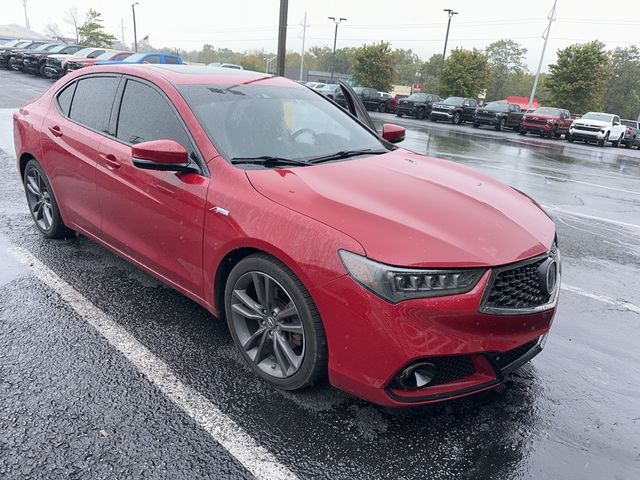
[{"xmin": 0, "ymin": 68, "xmax": 639, "ymax": 479}]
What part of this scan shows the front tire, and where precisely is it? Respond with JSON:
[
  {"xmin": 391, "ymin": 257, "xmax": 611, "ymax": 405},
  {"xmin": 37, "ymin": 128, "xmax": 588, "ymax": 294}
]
[
  {"xmin": 417, "ymin": 108, "xmax": 427, "ymax": 120},
  {"xmin": 611, "ymin": 134, "xmax": 623, "ymax": 148},
  {"xmin": 496, "ymin": 117, "xmax": 507, "ymax": 131},
  {"xmin": 452, "ymin": 112, "xmax": 461, "ymax": 125},
  {"xmin": 224, "ymin": 254, "xmax": 327, "ymax": 390},
  {"xmin": 23, "ymin": 159, "xmax": 73, "ymax": 239},
  {"xmin": 599, "ymin": 132, "xmax": 609, "ymax": 147},
  {"xmin": 377, "ymin": 103, "xmax": 386, "ymax": 113}
]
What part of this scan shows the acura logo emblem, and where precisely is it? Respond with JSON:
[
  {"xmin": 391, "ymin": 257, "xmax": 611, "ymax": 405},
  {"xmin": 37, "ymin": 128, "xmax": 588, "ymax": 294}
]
[{"xmin": 538, "ymin": 258, "xmax": 557, "ymax": 295}]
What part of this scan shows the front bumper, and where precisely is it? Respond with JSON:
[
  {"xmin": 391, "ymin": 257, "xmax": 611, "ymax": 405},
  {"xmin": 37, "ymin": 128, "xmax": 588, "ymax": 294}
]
[
  {"xmin": 396, "ymin": 105, "xmax": 419, "ymax": 116},
  {"xmin": 475, "ymin": 115, "xmax": 500, "ymax": 125},
  {"xmin": 522, "ymin": 121, "xmax": 553, "ymax": 133},
  {"xmin": 44, "ymin": 64, "xmax": 64, "ymax": 78},
  {"xmin": 314, "ymin": 264, "xmax": 556, "ymax": 407},
  {"xmin": 431, "ymin": 110, "xmax": 454, "ymax": 120},
  {"xmin": 0, "ymin": 55, "xmax": 10, "ymax": 68},
  {"xmin": 569, "ymin": 128, "xmax": 606, "ymax": 141}
]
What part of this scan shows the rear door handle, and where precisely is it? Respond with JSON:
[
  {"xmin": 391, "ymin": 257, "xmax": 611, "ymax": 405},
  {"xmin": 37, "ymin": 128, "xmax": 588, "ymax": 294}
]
[
  {"xmin": 99, "ymin": 153, "xmax": 121, "ymax": 170},
  {"xmin": 48, "ymin": 125, "xmax": 63, "ymax": 137}
]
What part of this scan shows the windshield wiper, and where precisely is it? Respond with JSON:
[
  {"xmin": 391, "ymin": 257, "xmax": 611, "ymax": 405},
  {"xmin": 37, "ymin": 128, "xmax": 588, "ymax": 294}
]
[
  {"xmin": 230, "ymin": 156, "xmax": 309, "ymax": 167},
  {"xmin": 306, "ymin": 149, "xmax": 388, "ymax": 164}
]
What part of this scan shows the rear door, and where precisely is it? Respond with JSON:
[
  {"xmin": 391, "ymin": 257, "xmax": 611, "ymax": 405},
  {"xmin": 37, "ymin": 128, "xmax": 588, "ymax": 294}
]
[
  {"xmin": 95, "ymin": 77, "xmax": 208, "ymax": 296},
  {"xmin": 41, "ymin": 75, "xmax": 120, "ymax": 235}
]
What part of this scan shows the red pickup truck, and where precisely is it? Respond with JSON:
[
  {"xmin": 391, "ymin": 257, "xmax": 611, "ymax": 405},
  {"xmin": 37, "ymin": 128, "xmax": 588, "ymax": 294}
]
[{"xmin": 520, "ymin": 107, "xmax": 572, "ymax": 138}]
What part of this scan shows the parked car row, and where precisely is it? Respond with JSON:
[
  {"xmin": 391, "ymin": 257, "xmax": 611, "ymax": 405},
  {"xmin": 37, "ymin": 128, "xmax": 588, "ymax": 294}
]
[
  {"xmin": 1, "ymin": 38, "xmax": 183, "ymax": 80},
  {"xmin": 383, "ymin": 89, "xmax": 640, "ymax": 149}
]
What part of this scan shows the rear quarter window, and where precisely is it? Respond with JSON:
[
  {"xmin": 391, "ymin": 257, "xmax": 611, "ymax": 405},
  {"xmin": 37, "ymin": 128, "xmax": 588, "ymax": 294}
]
[{"xmin": 56, "ymin": 82, "xmax": 77, "ymax": 116}]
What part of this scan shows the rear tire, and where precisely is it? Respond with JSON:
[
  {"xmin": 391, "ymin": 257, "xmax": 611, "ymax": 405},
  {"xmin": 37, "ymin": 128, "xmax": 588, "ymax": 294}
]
[
  {"xmin": 23, "ymin": 159, "xmax": 74, "ymax": 239},
  {"xmin": 224, "ymin": 254, "xmax": 327, "ymax": 391}
]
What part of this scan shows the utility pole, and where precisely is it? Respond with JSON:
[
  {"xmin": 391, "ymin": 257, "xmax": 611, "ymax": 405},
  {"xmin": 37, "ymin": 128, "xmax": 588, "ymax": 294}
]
[
  {"xmin": 132, "ymin": 2, "xmax": 139, "ymax": 52},
  {"xmin": 276, "ymin": 0, "xmax": 288, "ymax": 77},
  {"xmin": 22, "ymin": 0, "xmax": 30, "ymax": 30},
  {"xmin": 329, "ymin": 16, "xmax": 346, "ymax": 82},
  {"xmin": 441, "ymin": 8, "xmax": 459, "ymax": 68},
  {"xmin": 529, "ymin": 0, "xmax": 557, "ymax": 110},
  {"xmin": 299, "ymin": 12, "xmax": 309, "ymax": 82}
]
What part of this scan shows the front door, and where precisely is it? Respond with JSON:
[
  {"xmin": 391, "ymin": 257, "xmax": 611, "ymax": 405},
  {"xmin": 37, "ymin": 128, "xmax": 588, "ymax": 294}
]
[{"xmin": 95, "ymin": 78, "xmax": 208, "ymax": 296}]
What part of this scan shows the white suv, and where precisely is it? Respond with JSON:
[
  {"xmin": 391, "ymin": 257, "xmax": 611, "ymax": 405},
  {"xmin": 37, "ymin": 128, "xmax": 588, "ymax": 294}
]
[{"xmin": 567, "ymin": 112, "xmax": 626, "ymax": 147}]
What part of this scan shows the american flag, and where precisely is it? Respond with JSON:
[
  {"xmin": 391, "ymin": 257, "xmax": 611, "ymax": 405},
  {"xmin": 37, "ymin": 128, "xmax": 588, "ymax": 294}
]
[{"xmin": 140, "ymin": 35, "xmax": 149, "ymax": 44}]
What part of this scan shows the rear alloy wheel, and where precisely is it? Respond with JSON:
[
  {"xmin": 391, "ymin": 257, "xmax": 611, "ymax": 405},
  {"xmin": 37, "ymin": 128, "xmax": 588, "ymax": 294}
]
[
  {"xmin": 23, "ymin": 160, "xmax": 73, "ymax": 239},
  {"xmin": 225, "ymin": 254, "xmax": 327, "ymax": 390},
  {"xmin": 377, "ymin": 103, "xmax": 386, "ymax": 113},
  {"xmin": 452, "ymin": 112, "xmax": 461, "ymax": 125}
]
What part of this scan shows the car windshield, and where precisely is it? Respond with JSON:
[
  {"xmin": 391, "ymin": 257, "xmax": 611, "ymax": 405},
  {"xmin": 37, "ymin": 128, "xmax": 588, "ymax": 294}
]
[
  {"xmin": 443, "ymin": 97, "xmax": 465, "ymax": 105},
  {"xmin": 12, "ymin": 41, "xmax": 30, "ymax": 48},
  {"xmin": 484, "ymin": 102, "xmax": 510, "ymax": 112},
  {"xmin": 180, "ymin": 83, "xmax": 387, "ymax": 167},
  {"xmin": 48, "ymin": 45, "xmax": 67, "ymax": 53},
  {"xmin": 95, "ymin": 50, "xmax": 119, "ymax": 60},
  {"xmin": 407, "ymin": 93, "xmax": 427, "ymax": 101},
  {"xmin": 534, "ymin": 107, "xmax": 560, "ymax": 116},
  {"xmin": 33, "ymin": 44, "xmax": 54, "ymax": 51},
  {"xmin": 581, "ymin": 112, "xmax": 613, "ymax": 122},
  {"xmin": 71, "ymin": 48, "xmax": 98, "ymax": 57},
  {"xmin": 2, "ymin": 40, "xmax": 22, "ymax": 47},
  {"xmin": 119, "ymin": 52, "xmax": 147, "ymax": 62}
]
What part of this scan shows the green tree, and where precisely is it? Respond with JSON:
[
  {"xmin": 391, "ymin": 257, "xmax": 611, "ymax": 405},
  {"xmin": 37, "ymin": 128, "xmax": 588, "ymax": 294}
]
[
  {"xmin": 440, "ymin": 48, "xmax": 491, "ymax": 98},
  {"xmin": 485, "ymin": 39, "xmax": 528, "ymax": 100},
  {"xmin": 352, "ymin": 42, "xmax": 395, "ymax": 91},
  {"xmin": 547, "ymin": 41, "xmax": 611, "ymax": 113},
  {"xmin": 392, "ymin": 48, "xmax": 423, "ymax": 86},
  {"xmin": 604, "ymin": 46, "xmax": 640, "ymax": 119},
  {"xmin": 418, "ymin": 54, "xmax": 443, "ymax": 94},
  {"xmin": 78, "ymin": 9, "xmax": 116, "ymax": 48}
]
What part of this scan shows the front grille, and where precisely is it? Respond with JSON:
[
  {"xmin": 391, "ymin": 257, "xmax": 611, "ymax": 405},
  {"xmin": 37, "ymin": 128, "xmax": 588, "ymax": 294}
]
[
  {"xmin": 574, "ymin": 124, "xmax": 600, "ymax": 132},
  {"xmin": 484, "ymin": 258, "xmax": 548, "ymax": 310},
  {"xmin": 432, "ymin": 106, "xmax": 452, "ymax": 113},
  {"xmin": 526, "ymin": 119, "xmax": 547, "ymax": 126},
  {"xmin": 425, "ymin": 356, "xmax": 475, "ymax": 386},
  {"xmin": 489, "ymin": 340, "xmax": 537, "ymax": 369}
]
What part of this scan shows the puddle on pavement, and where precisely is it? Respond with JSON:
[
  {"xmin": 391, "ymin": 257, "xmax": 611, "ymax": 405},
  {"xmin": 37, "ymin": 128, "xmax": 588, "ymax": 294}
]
[{"xmin": 0, "ymin": 231, "xmax": 28, "ymax": 287}]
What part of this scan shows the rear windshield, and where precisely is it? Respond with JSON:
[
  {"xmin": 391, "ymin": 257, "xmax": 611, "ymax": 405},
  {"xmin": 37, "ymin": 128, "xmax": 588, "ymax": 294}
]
[
  {"xmin": 621, "ymin": 120, "xmax": 638, "ymax": 128},
  {"xmin": 534, "ymin": 107, "xmax": 560, "ymax": 116}
]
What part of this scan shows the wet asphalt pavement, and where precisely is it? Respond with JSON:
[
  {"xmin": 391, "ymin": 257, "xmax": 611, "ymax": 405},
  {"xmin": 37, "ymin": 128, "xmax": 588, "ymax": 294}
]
[{"xmin": 0, "ymin": 69, "xmax": 639, "ymax": 480}]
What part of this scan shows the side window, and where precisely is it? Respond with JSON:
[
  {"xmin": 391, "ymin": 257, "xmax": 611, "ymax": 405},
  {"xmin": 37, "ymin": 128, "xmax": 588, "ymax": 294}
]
[
  {"xmin": 56, "ymin": 82, "xmax": 76, "ymax": 116},
  {"xmin": 69, "ymin": 76, "xmax": 119, "ymax": 133},
  {"xmin": 470, "ymin": 100, "xmax": 477, "ymax": 107},
  {"xmin": 116, "ymin": 80, "xmax": 194, "ymax": 156},
  {"xmin": 143, "ymin": 55, "xmax": 161, "ymax": 64},
  {"xmin": 614, "ymin": 116, "xmax": 620, "ymax": 125},
  {"xmin": 463, "ymin": 100, "xmax": 470, "ymax": 107},
  {"xmin": 164, "ymin": 56, "xmax": 179, "ymax": 64}
]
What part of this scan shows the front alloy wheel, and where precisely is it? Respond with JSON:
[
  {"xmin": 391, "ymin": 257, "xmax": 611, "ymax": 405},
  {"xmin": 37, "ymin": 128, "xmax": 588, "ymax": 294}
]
[{"xmin": 225, "ymin": 254, "xmax": 327, "ymax": 390}]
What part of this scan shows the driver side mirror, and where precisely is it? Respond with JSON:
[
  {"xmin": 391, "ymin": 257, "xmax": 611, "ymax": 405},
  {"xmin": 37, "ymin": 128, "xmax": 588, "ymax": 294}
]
[
  {"xmin": 382, "ymin": 123, "xmax": 406, "ymax": 143},
  {"xmin": 132, "ymin": 139, "xmax": 191, "ymax": 171}
]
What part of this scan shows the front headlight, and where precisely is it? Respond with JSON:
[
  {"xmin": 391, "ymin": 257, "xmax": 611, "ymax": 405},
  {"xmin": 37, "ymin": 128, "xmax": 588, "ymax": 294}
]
[{"xmin": 339, "ymin": 250, "xmax": 485, "ymax": 303}]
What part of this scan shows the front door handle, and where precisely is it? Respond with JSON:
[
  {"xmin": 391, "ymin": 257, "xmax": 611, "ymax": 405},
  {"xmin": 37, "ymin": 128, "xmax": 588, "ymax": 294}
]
[
  {"xmin": 48, "ymin": 125, "xmax": 63, "ymax": 137},
  {"xmin": 99, "ymin": 153, "xmax": 121, "ymax": 170}
]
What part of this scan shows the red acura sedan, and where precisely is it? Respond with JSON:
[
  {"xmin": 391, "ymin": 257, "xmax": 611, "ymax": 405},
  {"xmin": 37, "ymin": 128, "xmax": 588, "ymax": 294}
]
[{"xmin": 13, "ymin": 65, "xmax": 560, "ymax": 407}]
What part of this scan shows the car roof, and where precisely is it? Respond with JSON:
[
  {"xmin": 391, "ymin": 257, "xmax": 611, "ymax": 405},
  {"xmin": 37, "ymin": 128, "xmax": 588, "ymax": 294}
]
[{"xmin": 65, "ymin": 64, "xmax": 298, "ymax": 87}]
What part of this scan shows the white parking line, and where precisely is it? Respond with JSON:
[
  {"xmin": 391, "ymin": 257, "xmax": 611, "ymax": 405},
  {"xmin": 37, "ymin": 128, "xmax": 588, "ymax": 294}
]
[
  {"xmin": 542, "ymin": 206, "xmax": 640, "ymax": 231},
  {"xmin": 9, "ymin": 246, "xmax": 298, "ymax": 480},
  {"xmin": 561, "ymin": 283, "xmax": 640, "ymax": 315}
]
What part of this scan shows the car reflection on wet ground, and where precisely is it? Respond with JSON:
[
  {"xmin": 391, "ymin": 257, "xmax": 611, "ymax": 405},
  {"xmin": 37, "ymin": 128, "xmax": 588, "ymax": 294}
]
[{"xmin": 0, "ymin": 68, "xmax": 638, "ymax": 480}]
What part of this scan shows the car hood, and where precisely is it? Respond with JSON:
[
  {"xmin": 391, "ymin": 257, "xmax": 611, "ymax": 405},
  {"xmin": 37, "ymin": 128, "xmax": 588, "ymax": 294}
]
[
  {"xmin": 246, "ymin": 150, "xmax": 555, "ymax": 268},
  {"xmin": 433, "ymin": 102, "xmax": 457, "ymax": 108},
  {"xmin": 524, "ymin": 113, "xmax": 558, "ymax": 121}
]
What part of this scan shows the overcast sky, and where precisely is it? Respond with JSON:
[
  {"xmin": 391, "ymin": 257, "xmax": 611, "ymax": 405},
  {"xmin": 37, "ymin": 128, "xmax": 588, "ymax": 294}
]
[{"xmin": 3, "ymin": 0, "xmax": 640, "ymax": 71}]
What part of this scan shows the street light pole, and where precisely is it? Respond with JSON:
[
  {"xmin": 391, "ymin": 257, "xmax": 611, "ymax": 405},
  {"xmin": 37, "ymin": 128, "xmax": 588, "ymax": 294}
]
[
  {"xmin": 328, "ymin": 17, "xmax": 346, "ymax": 82},
  {"xmin": 22, "ymin": 0, "xmax": 30, "ymax": 30},
  {"xmin": 442, "ymin": 8, "xmax": 459, "ymax": 68},
  {"xmin": 299, "ymin": 12, "xmax": 309, "ymax": 81},
  {"xmin": 528, "ymin": 0, "xmax": 557, "ymax": 110},
  {"xmin": 276, "ymin": 0, "xmax": 288, "ymax": 77},
  {"xmin": 131, "ymin": 3, "xmax": 139, "ymax": 53}
]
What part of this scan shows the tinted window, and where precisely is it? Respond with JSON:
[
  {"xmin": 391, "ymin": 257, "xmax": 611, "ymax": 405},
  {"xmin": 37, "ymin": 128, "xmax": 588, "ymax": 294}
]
[
  {"xmin": 69, "ymin": 76, "xmax": 119, "ymax": 133},
  {"xmin": 165, "ymin": 56, "xmax": 180, "ymax": 64},
  {"xmin": 116, "ymin": 80, "xmax": 194, "ymax": 156},
  {"xmin": 56, "ymin": 82, "xmax": 77, "ymax": 116},
  {"xmin": 143, "ymin": 55, "xmax": 161, "ymax": 64}
]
